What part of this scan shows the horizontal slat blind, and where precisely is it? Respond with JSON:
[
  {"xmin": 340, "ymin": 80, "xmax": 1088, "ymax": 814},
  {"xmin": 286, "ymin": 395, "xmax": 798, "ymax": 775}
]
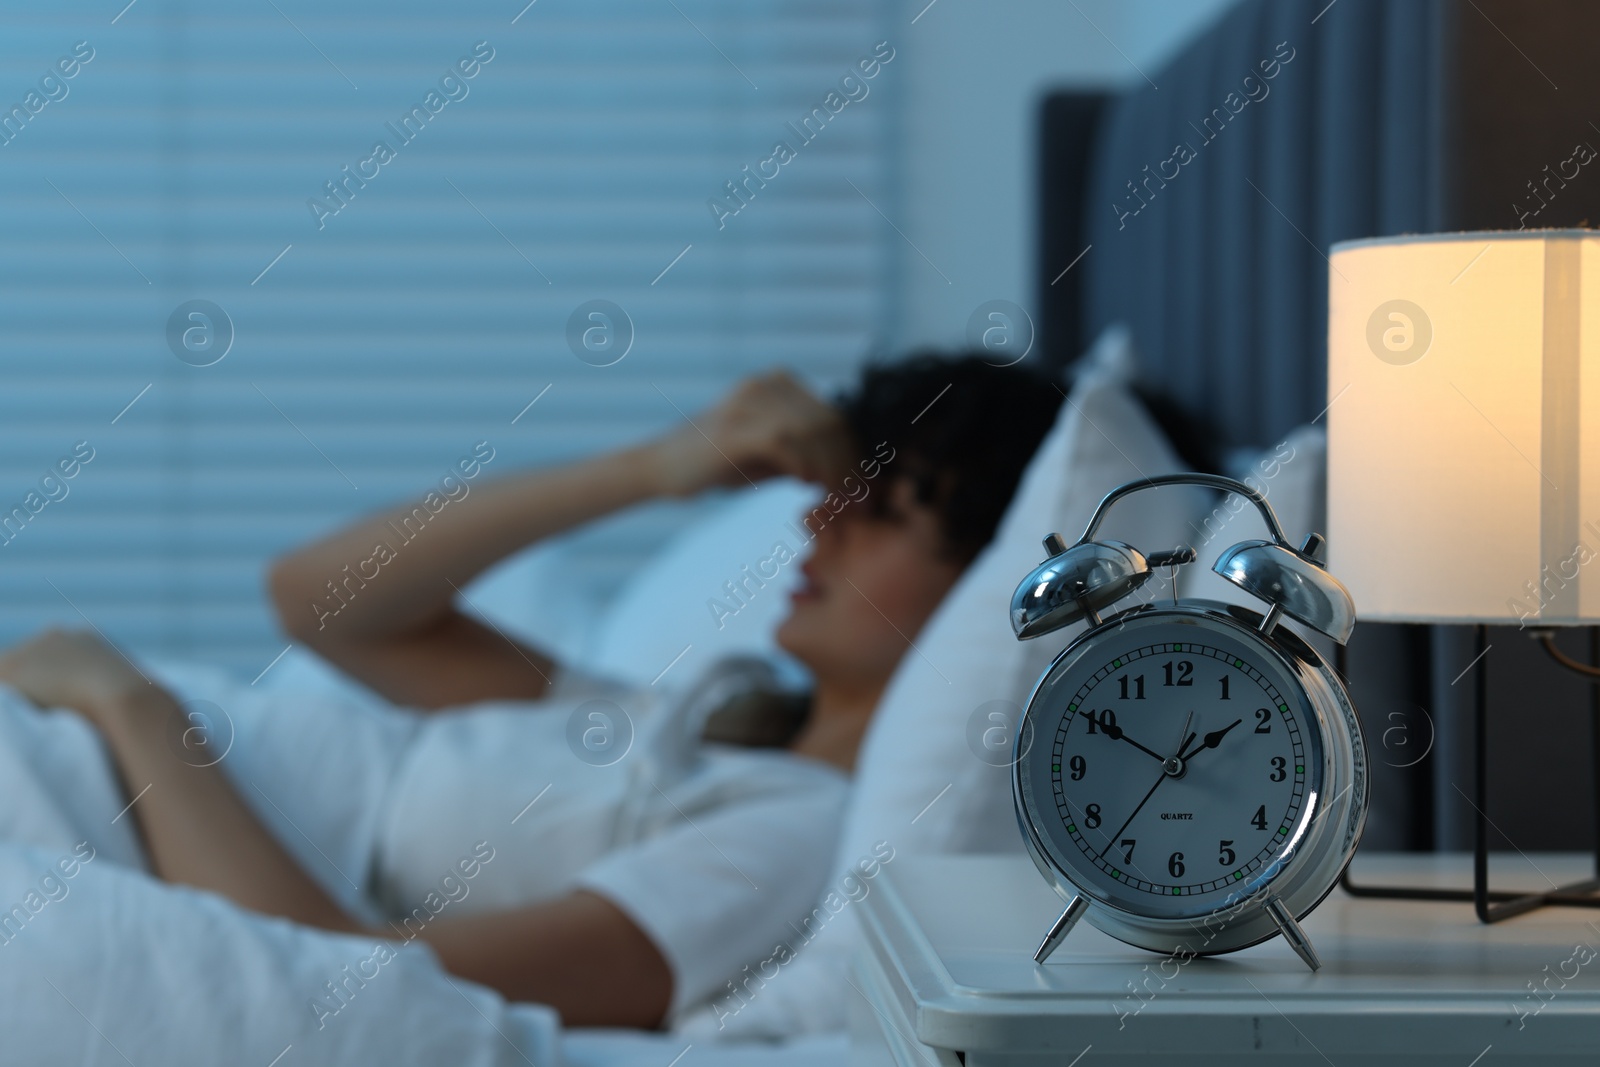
[{"xmin": 0, "ymin": 0, "xmax": 895, "ymax": 675}]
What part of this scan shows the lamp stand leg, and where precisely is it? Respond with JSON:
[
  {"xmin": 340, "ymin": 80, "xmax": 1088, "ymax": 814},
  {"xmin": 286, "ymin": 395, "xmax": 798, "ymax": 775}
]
[
  {"xmin": 1338, "ymin": 624, "xmax": 1600, "ymax": 921},
  {"xmin": 1591, "ymin": 625, "xmax": 1600, "ymax": 882}
]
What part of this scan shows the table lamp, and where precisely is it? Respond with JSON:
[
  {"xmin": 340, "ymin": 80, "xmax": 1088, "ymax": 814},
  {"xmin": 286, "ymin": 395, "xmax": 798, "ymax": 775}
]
[{"xmin": 1327, "ymin": 229, "xmax": 1600, "ymax": 922}]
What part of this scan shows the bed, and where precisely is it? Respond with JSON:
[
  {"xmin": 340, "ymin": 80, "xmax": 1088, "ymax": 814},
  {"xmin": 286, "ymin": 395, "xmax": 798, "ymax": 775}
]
[{"xmin": 6, "ymin": 3, "xmax": 1597, "ymax": 1065}]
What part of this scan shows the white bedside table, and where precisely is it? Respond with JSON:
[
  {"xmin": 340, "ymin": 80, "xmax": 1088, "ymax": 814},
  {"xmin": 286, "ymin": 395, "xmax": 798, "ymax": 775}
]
[{"xmin": 851, "ymin": 853, "xmax": 1600, "ymax": 1066}]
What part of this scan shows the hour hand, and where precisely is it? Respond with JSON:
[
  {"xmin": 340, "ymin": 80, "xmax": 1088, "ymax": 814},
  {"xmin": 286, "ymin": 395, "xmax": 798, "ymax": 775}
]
[
  {"xmin": 1184, "ymin": 717, "xmax": 1243, "ymax": 758},
  {"xmin": 1088, "ymin": 711, "xmax": 1167, "ymax": 764}
]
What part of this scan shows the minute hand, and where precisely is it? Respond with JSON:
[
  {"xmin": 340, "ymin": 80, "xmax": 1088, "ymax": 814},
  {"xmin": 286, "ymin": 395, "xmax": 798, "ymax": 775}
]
[
  {"xmin": 1182, "ymin": 717, "xmax": 1243, "ymax": 761},
  {"xmin": 1094, "ymin": 714, "xmax": 1169, "ymax": 764}
]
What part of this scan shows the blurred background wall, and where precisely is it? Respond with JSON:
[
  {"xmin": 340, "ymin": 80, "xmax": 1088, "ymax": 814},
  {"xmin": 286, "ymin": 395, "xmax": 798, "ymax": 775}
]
[
  {"xmin": 892, "ymin": 0, "xmax": 1235, "ymax": 349},
  {"xmin": 0, "ymin": 0, "xmax": 1232, "ymax": 677}
]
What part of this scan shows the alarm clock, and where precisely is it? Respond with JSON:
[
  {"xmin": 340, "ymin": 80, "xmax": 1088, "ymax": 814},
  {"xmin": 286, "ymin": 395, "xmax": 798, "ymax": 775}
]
[{"xmin": 1009, "ymin": 473, "xmax": 1366, "ymax": 972}]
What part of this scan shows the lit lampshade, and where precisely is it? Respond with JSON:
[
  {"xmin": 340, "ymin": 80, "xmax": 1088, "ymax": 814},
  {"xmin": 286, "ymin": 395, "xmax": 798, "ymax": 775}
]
[{"xmin": 1327, "ymin": 230, "xmax": 1600, "ymax": 626}]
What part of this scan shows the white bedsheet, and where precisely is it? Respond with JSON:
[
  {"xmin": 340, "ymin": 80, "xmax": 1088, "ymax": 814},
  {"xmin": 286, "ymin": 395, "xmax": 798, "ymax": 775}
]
[{"xmin": 0, "ymin": 661, "xmax": 851, "ymax": 1066}]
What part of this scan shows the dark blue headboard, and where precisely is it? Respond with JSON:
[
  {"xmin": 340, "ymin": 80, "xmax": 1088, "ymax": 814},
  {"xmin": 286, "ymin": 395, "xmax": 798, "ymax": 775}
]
[
  {"xmin": 1037, "ymin": 0, "xmax": 1600, "ymax": 852},
  {"xmin": 1051, "ymin": 0, "xmax": 1449, "ymax": 451}
]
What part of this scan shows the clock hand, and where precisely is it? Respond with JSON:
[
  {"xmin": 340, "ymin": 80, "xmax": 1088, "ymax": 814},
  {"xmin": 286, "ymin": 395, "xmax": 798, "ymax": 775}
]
[
  {"xmin": 1090, "ymin": 712, "xmax": 1168, "ymax": 764},
  {"xmin": 1185, "ymin": 717, "xmax": 1244, "ymax": 760},
  {"xmin": 1098, "ymin": 768, "xmax": 1168, "ymax": 859},
  {"xmin": 1158, "ymin": 711, "xmax": 1197, "ymax": 772},
  {"xmin": 1171, "ymin": 710, "xmax": 1194, "ymax": 761},
  {"xmin": 1098, "ymin": 710, "xmax": 1199, "ymax": 859}
]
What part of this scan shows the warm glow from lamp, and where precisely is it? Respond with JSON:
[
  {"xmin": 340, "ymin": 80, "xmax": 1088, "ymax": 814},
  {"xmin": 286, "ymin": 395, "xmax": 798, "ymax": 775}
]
[{"xmin": 1327, "ymin": 230, "xmax": 1600, "ymax": 626}]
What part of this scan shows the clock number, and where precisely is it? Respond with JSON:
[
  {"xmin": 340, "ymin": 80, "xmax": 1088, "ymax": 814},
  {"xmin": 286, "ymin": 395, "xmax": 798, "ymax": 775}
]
[
  {"xmin": 1084, "ymin": 708, "xmax": 1118, "ymax": 734},
  {"xmin": 1168, "ymin": 851, "xmax": 1185, "ymax": 878},
  {"xmin": 1254, "ymin": 707, "xmax": 1272, "ymax": 733},
  {"xmin": 1251, "ymin": 804, "xmax": 1268, "ymax": 830},
  {"xmin": 1084, "ymin": 803, "xmax": 1102, "ymax": 829},
  {"xmin": 1069, "ymin": 754, "xmax": 1086, "ymax": 781},
  {"xmin": 1219, "ymin": 675, "xmax": 1231, "ymax": 700},
  {"xmin": 1269, "ymin": 756, "xmax": 1287, "ymax": 782},
  {"xmin": 1120, "ymin": 838, "xmax": 1136, "ymax": 864},
  {"xmin": 1162, "ymin": 660, "xmax": 1193, "ymax": 686},
  {"xmin": 1218, "ymin": 840, "xmax": 1236, "ymax": 866},
  {"xmin": 1117, "ymin": 673, "xmax": 1145, "ymax": 700}
]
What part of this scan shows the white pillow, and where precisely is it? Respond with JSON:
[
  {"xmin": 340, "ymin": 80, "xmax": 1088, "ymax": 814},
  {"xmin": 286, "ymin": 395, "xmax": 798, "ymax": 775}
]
[
  {"xmin": 680, "ymin": 325, "xmax": 1202, "ymax": 1039},
  {"xmin": 835, "ymin": 325, "xmax": 1202, "ymax": 862},
  {"xmin": 438, "ymin": 480, "xmax": 818, "ymax": 692},
  {"xmin": 455, "ymin": 529, "xmax": 612, "ymax": 669},
  {"xmin": 581, "ymin": 479, "xmax": 818, "ymax": 688}
]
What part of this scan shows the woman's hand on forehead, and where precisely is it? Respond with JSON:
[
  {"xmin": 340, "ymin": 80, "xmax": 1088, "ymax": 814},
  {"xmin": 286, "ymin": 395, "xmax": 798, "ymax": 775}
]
[{"xmin": 648, "ymin": 370, "xmax": 856, "ymax": 496}]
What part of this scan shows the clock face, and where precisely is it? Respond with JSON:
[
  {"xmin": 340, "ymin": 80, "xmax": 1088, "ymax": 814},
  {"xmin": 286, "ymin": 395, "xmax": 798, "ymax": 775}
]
[{"xmin": 1016, "ymin": 610, "xmax": 1326, "ymax": 920}]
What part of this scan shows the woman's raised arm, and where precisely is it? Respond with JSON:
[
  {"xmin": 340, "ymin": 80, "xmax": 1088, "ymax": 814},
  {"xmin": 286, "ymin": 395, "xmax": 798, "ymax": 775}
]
[
  {"xmin": 268, "ymin": 444, "xmax": 669, "ymax": 708},
  {"xmin": 268, "ymin": 371, "xmax": 857, "ymax": 713},
  {"xmin": 267, "ymin": 372, "xmax": 849, "ymax": 710}
]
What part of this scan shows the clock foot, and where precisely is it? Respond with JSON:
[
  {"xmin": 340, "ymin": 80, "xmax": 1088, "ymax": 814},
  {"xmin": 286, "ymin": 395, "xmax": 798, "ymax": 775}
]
[
  {"xmin": 1033, "ymin": 895, "xmax": 1090, "ymax": 964},
  {"xmin": 1265, "ymin": 896, "xmax": 1321, "ymax": 971}
]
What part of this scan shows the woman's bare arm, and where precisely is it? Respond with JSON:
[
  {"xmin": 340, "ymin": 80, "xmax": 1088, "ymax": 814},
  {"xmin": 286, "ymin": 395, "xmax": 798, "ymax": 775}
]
[
  {"xmin": 267, "ymin": 372, "xmax": 852, "ymax": 711},
  {"xmin": 268, "ymin": 445, "xmax": 669, "ymax": 709},
  {"xmin": 416, "ymin": 891, "xmax": 673, "ymax": 1028},
  {"xmin": 108, "ymin": 676, "xmax": 674, "ymax": 1026},
  {"xmin": 0, "ymin": 634, "xmax": 359, "ymax": 930},
  {"xmin": 0, "ymin": 634, "xmax": 673, "ymax": 1027},
  {"xmin": 111, "ymin": 673, "xmax": 676, "ymax": 1026}
]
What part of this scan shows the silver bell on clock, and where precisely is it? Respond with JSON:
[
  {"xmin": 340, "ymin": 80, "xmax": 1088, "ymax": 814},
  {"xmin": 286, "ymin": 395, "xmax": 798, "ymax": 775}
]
[{"xmin": 1009, "ymin": 473, "xmax": 1367, "ymax": 972}]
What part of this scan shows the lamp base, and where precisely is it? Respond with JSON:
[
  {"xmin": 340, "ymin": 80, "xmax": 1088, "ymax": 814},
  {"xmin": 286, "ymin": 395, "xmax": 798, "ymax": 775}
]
[
  {"xmin": 1338, "ymin": 625, "xmax": 1600, "ymax": 923},
  {"xmin": 1339, "ymin": 869, "xmax": 1600, "ymax": 923}
]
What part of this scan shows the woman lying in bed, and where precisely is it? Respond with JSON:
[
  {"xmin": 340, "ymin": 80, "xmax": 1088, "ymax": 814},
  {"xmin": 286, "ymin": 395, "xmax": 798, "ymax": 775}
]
[{"xmin": 0, "ymin": 353, "xmax": 1060, "ymax": 1031}]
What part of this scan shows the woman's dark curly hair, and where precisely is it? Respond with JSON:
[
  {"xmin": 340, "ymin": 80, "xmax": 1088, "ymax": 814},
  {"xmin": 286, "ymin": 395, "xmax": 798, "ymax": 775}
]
[{"xmin": 837, "ymin": 352, "xmax": 1063, "ymax": 563}]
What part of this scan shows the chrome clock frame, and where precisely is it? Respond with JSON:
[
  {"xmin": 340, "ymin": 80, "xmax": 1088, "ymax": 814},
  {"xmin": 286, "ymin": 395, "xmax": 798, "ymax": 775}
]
[{"xmin": 1013, "ymin": 599, "xmax": 1368, "ymax": 968}]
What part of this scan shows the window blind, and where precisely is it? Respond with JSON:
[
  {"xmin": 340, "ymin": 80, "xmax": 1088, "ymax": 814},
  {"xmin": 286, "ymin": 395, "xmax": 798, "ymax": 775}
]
[{"xmin": 0, "ymin": 0, "xmax": 896, "ymax": 676}]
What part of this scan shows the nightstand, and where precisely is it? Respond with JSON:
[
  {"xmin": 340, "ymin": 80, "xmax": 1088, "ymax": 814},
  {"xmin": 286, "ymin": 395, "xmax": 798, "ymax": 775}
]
[{"xmin": 851, "ymin": 853, "xmax": 1600, "ymax": 1065}]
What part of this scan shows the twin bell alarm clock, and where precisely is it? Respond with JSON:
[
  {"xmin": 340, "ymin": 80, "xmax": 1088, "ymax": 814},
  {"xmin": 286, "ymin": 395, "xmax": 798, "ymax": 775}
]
[{"xmin": 1008, "ymin": 473, "xmax": 1367, "ymax": 971}]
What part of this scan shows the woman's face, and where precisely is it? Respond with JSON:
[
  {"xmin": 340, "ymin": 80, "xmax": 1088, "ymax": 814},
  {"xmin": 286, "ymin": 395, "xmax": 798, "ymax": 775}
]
[{"xmin": 776, "ymin": 478, "xmax": 965, "ymax": 696}]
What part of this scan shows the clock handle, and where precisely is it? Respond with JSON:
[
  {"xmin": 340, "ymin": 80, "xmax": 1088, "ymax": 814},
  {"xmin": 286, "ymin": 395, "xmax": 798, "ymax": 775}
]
[
  {"xmin": 1033, "ymin": 894, "xmax": 1090, "ymax": 964},
  {"xmin": 1076, "ymin": 472, "xmax": 1357, "ymax": 644},
  {"xmin": 1266, "ymin": 896, "xmax": 1322, "ymax": 972},
  {"xmin": 1078, "ymin": 473, "xmax": 1291, "ymax": 547}
]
